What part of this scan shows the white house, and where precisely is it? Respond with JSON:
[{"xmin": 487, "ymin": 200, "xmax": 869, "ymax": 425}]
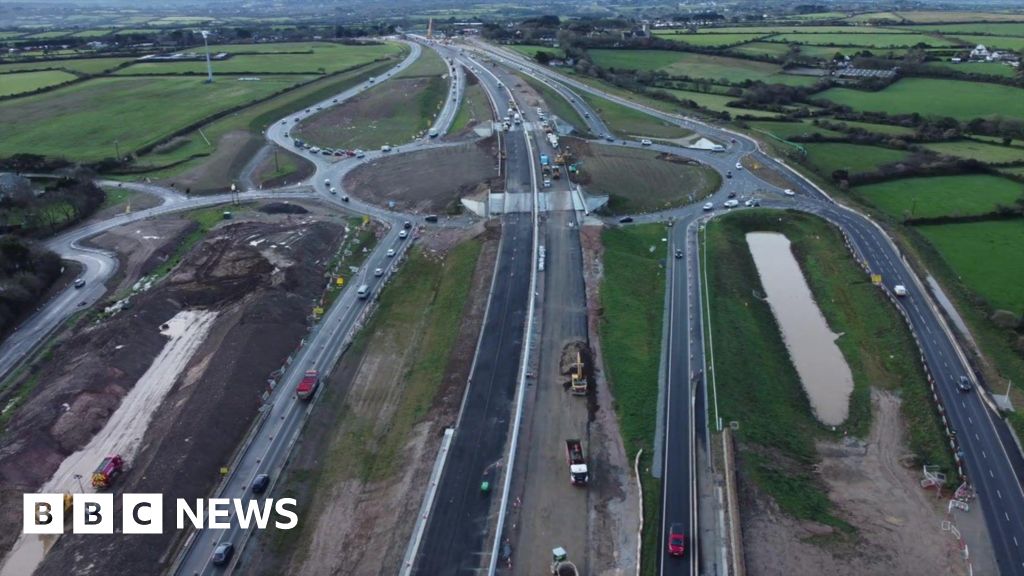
[{"xmin": 970, "ymin": 44, "xmax": 990, "ymax": 59}]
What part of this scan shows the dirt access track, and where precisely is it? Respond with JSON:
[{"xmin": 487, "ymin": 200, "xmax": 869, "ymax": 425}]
[
  {"xmin": 0, "ymin": 203, "xmax": 350, "ymax": 575},
  {"xmin": 741, "ymin": 390, "xmax": 968, "ymax": 576},
  {"xmin": 344, "ymin": 136, "xmax": 500, "ymax": 214}
]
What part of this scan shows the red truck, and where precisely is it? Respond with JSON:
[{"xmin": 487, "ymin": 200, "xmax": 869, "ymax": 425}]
[
  {"xmin": 565, "ymin": 439, "xmax": 589, "ymax": 486},
  {"xmin": 92, "ymin": 455, "xmax": 124, "ymax": 489},
  {"xmin": 296, "ymin": 370, "xmax": 320, "ymax": 400}
]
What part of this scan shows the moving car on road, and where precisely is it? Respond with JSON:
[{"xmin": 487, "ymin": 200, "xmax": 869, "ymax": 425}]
[
  {"xmin": 783, "ymin": 188, "xmax": 795, "ymax": 196},
  {"xmin": 640, "ymin": 139, "xmax": 652, "ymax": 146},
  {"xmin": 211, "ymin": 542, "xmax": 234, "ymax": 567},
  {"xmin": 73, "ymin": 278, "xmax": 86, "ymax": 288},
  {"xmin": 387, "ymin": 248, "xmax": 396, "ymax": 257},
  {"xmin": 703, "ymin": 202, "xmax": 714, "ymax": 211},
  {"xmin": 251, "ymin": 473, "xmax": 270, "ymax": 495},
  {"xmin": 667, "ymin": 523, "xmax": 686, "ymax": 557},
  {"xmin": 957, "ymin": 375, "xmax": 973, "ymax": 392}
]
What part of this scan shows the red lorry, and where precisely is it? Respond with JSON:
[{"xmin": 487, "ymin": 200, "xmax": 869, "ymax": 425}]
[
  {"xmin": 296, "ymin": 370, "xmax": 320, "ymax": 400},
  {"xmin": 565, "ymin": 439, "xmax": 589, "ymax": 486},
  {"xmin": 92, "ymin": 455, "xmax": 124, "ymax": 489}
]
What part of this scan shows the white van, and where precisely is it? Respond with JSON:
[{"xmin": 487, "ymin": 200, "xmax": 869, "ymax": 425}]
[{"xmin": 357, "ymin": 284, "xmax": 370, "ymax": 299}]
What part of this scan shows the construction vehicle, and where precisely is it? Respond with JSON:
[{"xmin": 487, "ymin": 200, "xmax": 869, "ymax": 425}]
[
  {"xmin": 550, "ymin": 547, "xmax": 579, "ymax": 576},
  {"xmin": 569, "ymin": 351, "xmax": 586, "ymax": 395},
  {"xmin": 540, "ymin": 154, "xmax": 550, "ymax": 166},
  {"xmin": 92, "ymin": 455, "xmax": 125, "ymax": 489},
  {"xmin": 296, "ymin": 370, "xmax": 320, "ymax": 400},
  {"xmin": 565, "ymin": 439, "xmax": 589, "ymax": 485}
]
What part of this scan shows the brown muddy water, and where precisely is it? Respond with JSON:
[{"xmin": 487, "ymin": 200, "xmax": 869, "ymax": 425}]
[{"xmin": 745, "ymin": 232, "xmax": 854, "ymax": 426}]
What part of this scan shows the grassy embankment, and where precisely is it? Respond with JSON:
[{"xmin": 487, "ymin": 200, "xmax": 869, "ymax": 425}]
[
  {"xmin": 266, "ymin": 239, "xmax": 482, "ymax": 557},
  {"xmin": 702, "ymin": 210, "xmax": 954, "ymax": 531},
  {"xmin": 292, "ymin": 46, "xmax": 447, "ymax": 150},
  {"xmin": 599, "ymin": 224, "xmax": 667, "ymax": 576},
  {"xmin": 450, "ymin": 76, "xmax": 493, "ymax": 132},
  {"xmin": 580, "ymin": 91, "xmax": 692, "ymax": 140}
]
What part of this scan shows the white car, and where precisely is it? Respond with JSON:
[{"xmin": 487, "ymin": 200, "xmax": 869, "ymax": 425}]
[
  {"xmin": 324, "ymin": 178, "xmax": 331, "ymax": 185},
  {"xmin": 355, "ymin": 150, "xmax": 365, "ymax": 158},
  {"xmin": 399, "ymin": 230, "xmax": 408, "ymax": 239},
  {"xmin": 387, "ymin": 248, "xmax": 396, "ymax": 257},
  {"xmin": 724, "ymin": 199, "xmax": 739, "ymax": 208},
  {"xmin": 744, "ymin": 198, "xmax": 760, "ymax": 207},
  {"xmin": 702, "ymin": 202, "xmax": 714, "ymax": 211},
  {"xmin": 735, "ymin": 162, "xmax": 743, "ymax": 169},
  {"xmin": 640, "ymin": 139, "xmax": 653, "ymax": 146},
  {"xmin": 329, "ymin": 187, "xmax": 336, "ymax": 195},
  {"xmin": 374, "ymin": 268, "xmax": 384, "ymax": 277},
  {"xmin": 783, "ymin": 189, "xmax": 795, "ymax": 196},
  {"xmin": 381, "ymin": 145, "xmax": 392, "ymax": 152}
]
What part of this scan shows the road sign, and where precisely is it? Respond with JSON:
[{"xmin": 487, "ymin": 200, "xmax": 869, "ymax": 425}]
[{"xmin": 871, "ymin": 274, "xmax": 882, "ymax": 285}]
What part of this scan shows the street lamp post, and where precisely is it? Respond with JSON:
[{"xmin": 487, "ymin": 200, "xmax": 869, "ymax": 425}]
[{"xmin": 73, "ymin": 473, "xmax": 85, "ymax": 493}]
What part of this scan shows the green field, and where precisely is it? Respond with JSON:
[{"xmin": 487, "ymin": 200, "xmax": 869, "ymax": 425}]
[
  {"xmin": 748, "ymin": 120, "xmax": 844, "ymax": 140},
  {"xmin": 0, "ymin": 75, "xmax": 310, "ymax": 161},
  {"xmin": 695, "ymin": 25, "xmax": 908, "ymax": 34},
  {"xmin": 0, "ymin": 70, "xmax": 76, "ymax": 97},
  {"xmin": 116, "ymin": 42, "xmax": 401, "ymax": 75},
  {"xmin": 917, "ymin": 219, "xmax": 1024, "ymax": 312},
  {"xmin": 588, "ymin": 49, "xmax": 819, "ymax": 86},
  {"xmin": 772, "ymin": 32, "xmax": 956, "ymax": 47},
  {"xmin": 508, "ymin": 44, "xmax": 563, "ymax": 60},
  {"xmin": 924, "ymin": 140, "xmax": 1024, "ymax": 163},
  {"xmin": 726, "ymin": 42, "xmax": 798, "ymax": 59},
  {"xmin": 571, "ymin": 141, "xmax": 720, "ymax": 213},
  {"xmin": 662, "ymin": 88, "xmax": 781, "ymax": 118},
  {"xmin": 0, "ymin": 57, "xmax": 133, "ymax": 75},
  {"xmin": 944, "ymin": 35, "xmax": 1024, "ymax": 53},
  {"xmin": 803, "ymin": 142, "xmax": 908, "ymax": 176},
  {"xmin": 293, "ymin": 48, "xmax": 446, "ymax": 150},
  {"xmin": 654, "ymin": 32, "xmax": 768, "ymax": 47},
  {"xmin": 855, "ymin": 174, "xmax": 1024, "ymax": 219},
  {"xmin": 704, "ymin": 210, "xmax": 952, "ymax": 526},
  {"xmin": 817, "ymin": 78, "xmax": 1024, "ymax": 120},
  {"xmin": 902, "ymin": 22, "xmax": 1024, "ymax": 36},
  {"xmin": 450, "ymin": 78, "xmax": 492, "ymax": 132},
  {"xmin": 580, "ymin": 91, "xmax": 693, "ymax": 138},
  {"xmin": 927, "ymin": 61, "xmax": 1019, "ymax": 78},
  {"xmin": 830, "ymin": 119, "xmax": 917, "ymax": 135}
]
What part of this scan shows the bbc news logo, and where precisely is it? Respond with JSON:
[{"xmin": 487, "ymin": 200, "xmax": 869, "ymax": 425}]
[{"xmin": 24, "ymin": 494, "xmax": 298, "ymax": 534}]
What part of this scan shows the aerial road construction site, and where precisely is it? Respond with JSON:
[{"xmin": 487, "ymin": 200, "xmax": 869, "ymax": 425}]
[{"xmin": 1, "ymin": 18, "xmax": 1023, "ymax": 576}]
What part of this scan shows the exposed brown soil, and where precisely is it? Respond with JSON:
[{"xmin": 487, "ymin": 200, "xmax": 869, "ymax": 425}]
[
  {"xmin": 159, "ymin": 130, "xmax": 265, "ymax": 194},
  {"xmin": 343, "ymin": 137, "xmax": 500, "ymax": 214},
  {"xmin": 87, "ymin": 218, "xmax": 195, "ymax": 295},
  {"xmin": 741, "ymin": 390, "xmax": 966, "ymax": 576},
  {"xmin": 246, "ymin": 222, "xmax": 500, "ymax": 576},
  {"xmin": 0, "ymin": 212, "xmax": 346, "ymax": 574}
]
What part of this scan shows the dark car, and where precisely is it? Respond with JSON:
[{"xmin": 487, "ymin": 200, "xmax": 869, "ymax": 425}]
[
  {"xmin": 674, "ymin": 249, "xmax": 683, "ymax": 259},
  {"xmin": 251, "ymin": 473, "xmax": 270, "ymax": 494},
  {"xmin": 726, "ymin": 171, "xmax": 732, "ymax": 179},
  {"xmin": 618, "ymin": 216, "xmax": 634, "ymax": 224},
  {"xmin": 73, "ymin": 278, "xmax": 86, "ymax": 289},
  {"xmin": 605, "ymin": 135, "xmax": 615, "ymax": 142},
  {"xmin": 403, "ymin": 221, "xmax": 413, "ymax": 229},
  {"xmin": 727, "ymin": 191, "xmax": 736, "ymax": 199},
  {"xmin": 957, "ymin": 375, "xmax": 972, "ymax": 392},
  {"xmin": 424, "ymin": 214, "xmax": 439, "ymax": 223},
  {"xmin": 211, "ymin": 542, "xmax": 234, "ymax": 566},
  {"xmin": 667, "ymin": 523, "xmax": 686, "ymax": 557}
]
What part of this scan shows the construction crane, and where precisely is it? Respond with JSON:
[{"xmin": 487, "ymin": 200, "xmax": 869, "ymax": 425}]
[{"xmin": 426, "ymin": 17, "xmax": 434, "ymax": 40}]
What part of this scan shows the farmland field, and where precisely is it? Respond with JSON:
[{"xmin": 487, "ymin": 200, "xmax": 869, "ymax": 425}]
[
  {"xmin": 917, "ymin": 219, "xmax": 1024, "ymax": 312},
  {"xmin": 802, "ymin": 142, "xmax": 908, "ymax": 176},
  {"xmin": 0, "ymin": 57, "xmax": 133, "ymax": 75},
  {"xmin": 580, "ymin": 91, "xmax": 694, "ymax": 138},
  {"xmin": 939, "ymin": 34, "xmax": 1024, "ymax": 53},
  {"xmin": 0, "ymin": 70, "xmax": 76, "ymax": 97},
  {"xmin": 509, "ymin": 44, "xmax": 563, "ymax": 59},
  {"xmin": 0, "ymin": 75, "xmax": 311, "ymax": 161},
  {"xmin": 654, "ymin": 32, "xmax": 768, "ymax": 47},
  {"xmin": 855, "ymin": 174, "xmax": 1024, "ymax": 219},
  {"xmin": 662, "ymin": 89, "xmax": 780, "ymax": 118},
  {"xmin": 816, "ymin": 78, "xmax": 1024, "ymax": 120},
  {"xmin": 588, "ymin": 49, "xmax": 820, "ymax": 86},
  {"xmin": 926, "ymin": 61, "xmax": 1018, "ymax": 78},
  {"xmin": 116, "ymin": 42, "xmax": 401, "ymax": 75},
  {"xmin": 902, "ymin": 22, "xmax": 1024, "ymax": 36},
  {"xmin": 771, "ymin": 32, "xmax": 957, "ymax": 47},
  {"xmin": 726, "ymin": 42, "xmax": 796, "ymax": 58},
  {"xmin": 891, "ymin": 11, "xmax": 1024, "ymax": 23},
  {"xmin": 924, "ymin": 140, "xmax": 1024, "ymax": 164},
  {"xmin": 695, "ymin": 25, "xmax": 909, "ymax": 34},
  {"xmin": 748, "ymin": 120, "xmax": 844, "ymax": 140},
  {"xmin": 830, "ymin": 120, "xmax": 916, "ymax": 135}
]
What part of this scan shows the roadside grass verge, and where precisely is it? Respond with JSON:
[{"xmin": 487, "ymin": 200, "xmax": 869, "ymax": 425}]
[
  {"xmin": 580, "ymin": 91, "xmax": 693, "ymax": 140},
  {"xmin": 516, "ymin": 73, "xmax": 591, "ymax": 136},
  {"xmin": 320, "ymin": 218, "xmax": 377, "ymax": 311},
  {"xmin": 450, "ymin": 75, "xmax": 493, "ymax": 132},
  {"xmin": 599, "ymin": 224, "xmax": 667, "ymax": 576},
  {"xmin": 703, "ymin": 210, "xmax": 953, "ymax": 529}
]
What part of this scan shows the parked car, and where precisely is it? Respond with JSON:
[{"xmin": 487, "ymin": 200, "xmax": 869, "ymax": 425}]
[
  {"xmin": 251, "ymin": 474, "xmax": 270, "ymax": 495},
  {"xmin": 211, "ymin": 543, "xmax": 234, "ymax": 566},
  {"xmin": 667, "ymin": 523, "xmax": 686, "ymax": 557}
]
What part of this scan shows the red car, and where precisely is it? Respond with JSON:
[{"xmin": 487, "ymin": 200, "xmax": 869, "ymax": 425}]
[{"xmin": 667, "ymin": 523, "xmax": 686, "ymax": 557}]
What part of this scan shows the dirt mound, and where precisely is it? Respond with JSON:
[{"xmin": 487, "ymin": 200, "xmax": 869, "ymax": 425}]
[
  {"xmin": 0, "ymin": 217, "xmax": 345, "ymax": 569},
  {"xmin": 343, "ymin": 137, "xmax": 500, "ymax": 213},
  {"xmin": 259, "ymin": 201, "xmax": 309, "ymax": 215}
]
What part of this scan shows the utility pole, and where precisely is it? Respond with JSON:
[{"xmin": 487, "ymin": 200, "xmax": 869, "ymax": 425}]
[
  {"xmin": 200, "ymin": 30, "xmax": 213, "ymax": 84},
  {"xmin": 114, "ymin": 139, "xmax": 120, "ymax": 161},
  {"xmin": 73, "ymin": 473, "xmax": 85, "ymax": 493}
]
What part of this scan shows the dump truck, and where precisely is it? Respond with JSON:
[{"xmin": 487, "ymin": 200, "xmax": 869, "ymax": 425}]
[
  {"xmin": 565, "ymin": 440, "xmax": 589, "ymax": 485},
  {"xmin": 92, "ymin": 455, "xmax": 125, "ymax": 489},
  {"xmin": 540, "ymin": 154, "xmax": 550, "ymax": 166},
  {"xmin": 296, "ymin": 369, "xmax": 320, "ymax": 400}
]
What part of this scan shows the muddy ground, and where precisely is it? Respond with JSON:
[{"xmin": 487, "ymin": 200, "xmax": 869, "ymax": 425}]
[
  {"xmin": 245, "ymin": 222, "xmax": 499, "ymax": 576},
  {"xmin": 343, "ymin": 137, "xmax": 500, "ymax": 214},
  {"xmin": 253, "ymin": 146, "xmax": 316, "ymax": 189},
  {"xmin": 0, "ymin": 208, "xmax": 348, "ymax": 574},
  {"xmin": 158, "ymin": 130, "xmax": 266, "ymax": 194},
  {"xmin": 741, "ymin": 390, "xmax": 966, "ymax": 576}
]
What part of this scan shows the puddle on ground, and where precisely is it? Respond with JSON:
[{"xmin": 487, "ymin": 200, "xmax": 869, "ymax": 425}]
[{"xmin": 745, "ymin": 232, "xmax": 854, "ymax": 426}]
